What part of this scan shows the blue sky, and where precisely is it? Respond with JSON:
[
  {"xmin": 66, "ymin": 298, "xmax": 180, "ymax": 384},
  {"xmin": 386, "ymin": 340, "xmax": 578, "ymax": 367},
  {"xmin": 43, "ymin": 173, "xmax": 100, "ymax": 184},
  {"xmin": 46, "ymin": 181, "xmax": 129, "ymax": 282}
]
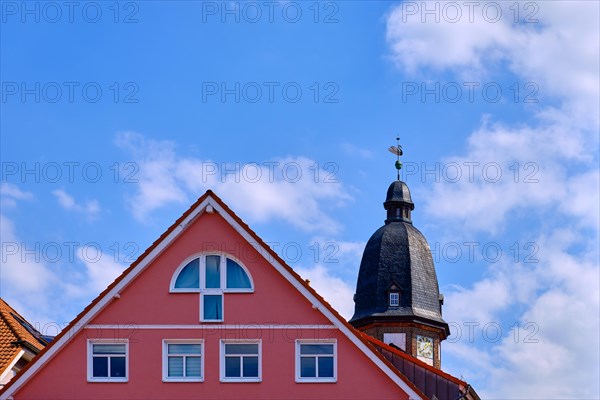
[{"xmin": 1, "ymin": 1, "xmax": 598, "ymax": 398}]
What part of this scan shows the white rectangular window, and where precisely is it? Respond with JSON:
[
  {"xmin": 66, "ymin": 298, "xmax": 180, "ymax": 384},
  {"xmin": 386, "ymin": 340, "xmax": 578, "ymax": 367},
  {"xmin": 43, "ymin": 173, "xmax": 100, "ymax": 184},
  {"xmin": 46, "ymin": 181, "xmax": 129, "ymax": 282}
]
[
  {"xmin": 162, "ymin": 340, "xmax": 203, "ymax": 382},
  {"xmin": 295, "ymin": 340, "xmax": 337, "ymax": 383},
  {"xmin": 220, "ymin": 340, "xmax": 261, "ymax": 382},
  {"xmin": 87, "ymin": 340, "xmax": 128, "ymax": 382},
  {"xmin": 389, "ymin": 292, "xmax": 399, "ymax": 307}
]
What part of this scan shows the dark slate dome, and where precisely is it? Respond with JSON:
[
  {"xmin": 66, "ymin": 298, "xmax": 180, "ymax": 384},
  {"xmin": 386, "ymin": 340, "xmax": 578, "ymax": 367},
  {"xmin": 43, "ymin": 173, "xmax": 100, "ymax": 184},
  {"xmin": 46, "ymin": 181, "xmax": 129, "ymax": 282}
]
[
  {"xmin": 385, "ymin": 180, "xmax": 413, "ymax": 206},
  {"xmin": 350, "ymin": 181, "xmax": 449, "ymax": 334}
]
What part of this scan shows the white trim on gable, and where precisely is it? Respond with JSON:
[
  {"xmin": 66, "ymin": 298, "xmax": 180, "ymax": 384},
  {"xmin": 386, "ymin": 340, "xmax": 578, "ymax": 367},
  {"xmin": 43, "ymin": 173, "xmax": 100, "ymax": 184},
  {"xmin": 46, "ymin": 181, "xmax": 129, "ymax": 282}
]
[{"xmin": 0, "ymin": 195, "xmax": 424, "ymax": 400}]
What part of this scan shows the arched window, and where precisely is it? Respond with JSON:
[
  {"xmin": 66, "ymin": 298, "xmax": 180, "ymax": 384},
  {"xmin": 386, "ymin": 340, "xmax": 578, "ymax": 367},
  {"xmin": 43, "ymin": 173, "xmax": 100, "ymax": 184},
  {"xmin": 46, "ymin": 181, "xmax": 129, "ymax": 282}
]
[{"xmin": 171, "ymin": 254, "xmax": 254, "ymax": 322}]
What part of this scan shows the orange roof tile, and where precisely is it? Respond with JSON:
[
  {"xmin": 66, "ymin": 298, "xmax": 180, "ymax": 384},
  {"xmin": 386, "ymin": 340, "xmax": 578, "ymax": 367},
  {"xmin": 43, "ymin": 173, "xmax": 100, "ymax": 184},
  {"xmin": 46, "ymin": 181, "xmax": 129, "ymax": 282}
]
[{"xmin": 0, "ymin": 299, "xmax": 46, "ymax": 373}]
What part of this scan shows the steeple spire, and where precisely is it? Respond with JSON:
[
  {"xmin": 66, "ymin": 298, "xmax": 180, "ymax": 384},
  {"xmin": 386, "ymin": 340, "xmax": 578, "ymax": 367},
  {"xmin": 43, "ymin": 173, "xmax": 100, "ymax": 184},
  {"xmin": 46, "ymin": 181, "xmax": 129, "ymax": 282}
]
[
  {"xmin": 385, "ymin": 138, "xmax": 413, "ymax": 223},
  {"xmin": 387, "ymin": 137, "xmax": 403, "ymax": 181}
]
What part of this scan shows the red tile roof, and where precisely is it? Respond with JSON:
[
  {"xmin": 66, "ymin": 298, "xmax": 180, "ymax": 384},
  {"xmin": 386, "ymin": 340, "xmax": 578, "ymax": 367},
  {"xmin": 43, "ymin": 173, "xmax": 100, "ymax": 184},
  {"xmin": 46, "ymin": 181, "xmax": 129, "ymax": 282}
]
[
  {"xmin": 363, "ymin": 334, "xmax": 481, "ymax": 400},
  {"xmin": 0, "ymin": 299, "xmax": 46, "ymax": 374}
]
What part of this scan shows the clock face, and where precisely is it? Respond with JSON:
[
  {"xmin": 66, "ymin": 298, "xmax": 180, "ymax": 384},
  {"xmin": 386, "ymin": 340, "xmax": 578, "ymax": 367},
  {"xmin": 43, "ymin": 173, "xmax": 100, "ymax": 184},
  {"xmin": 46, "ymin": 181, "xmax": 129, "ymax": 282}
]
[{"xmin": 416, "ymin": 335, "xmax": 434, "ymax": 359}]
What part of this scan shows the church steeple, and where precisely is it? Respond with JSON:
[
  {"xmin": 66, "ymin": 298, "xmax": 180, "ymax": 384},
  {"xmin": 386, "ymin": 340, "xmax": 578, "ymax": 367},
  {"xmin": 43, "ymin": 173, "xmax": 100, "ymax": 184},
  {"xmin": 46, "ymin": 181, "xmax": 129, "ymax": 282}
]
[{"xmin": 349, "ymin": 141, "xmax": 449, "ymax": 369}]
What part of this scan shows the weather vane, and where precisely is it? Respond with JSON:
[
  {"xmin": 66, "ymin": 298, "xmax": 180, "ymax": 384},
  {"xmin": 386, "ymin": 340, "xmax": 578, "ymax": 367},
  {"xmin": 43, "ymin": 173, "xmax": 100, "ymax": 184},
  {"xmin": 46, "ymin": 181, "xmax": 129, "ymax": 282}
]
[{"xmin": 387, "ymin": 137, "xmax": 403, "ymax": 180}]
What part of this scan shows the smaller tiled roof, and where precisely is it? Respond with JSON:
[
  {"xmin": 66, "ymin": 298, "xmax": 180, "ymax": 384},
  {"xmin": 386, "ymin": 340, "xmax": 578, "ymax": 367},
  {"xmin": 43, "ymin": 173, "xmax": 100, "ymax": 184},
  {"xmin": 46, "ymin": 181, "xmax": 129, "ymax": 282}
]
[
  {"xmin": 363, "ymin": 334, "xmax": 481, "ymax": 400},
  {"xmin": 0, "ymin": 299, "xmax": 47, "ymax": 373}
]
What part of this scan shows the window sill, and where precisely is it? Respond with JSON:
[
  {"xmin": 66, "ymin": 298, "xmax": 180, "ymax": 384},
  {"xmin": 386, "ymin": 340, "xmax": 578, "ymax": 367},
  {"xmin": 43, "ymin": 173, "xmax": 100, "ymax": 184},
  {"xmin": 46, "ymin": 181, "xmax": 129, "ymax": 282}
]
[
  {"xmin": 170, "ymin": 289, "xmax": 201, "ymax": 293},
  {"xmin": 295, "ymin": 378, "xmax": 337, "ymax": 383},
  {"xmin": 162, "ymin": 378, "xmax": 204, "ymax": 383},
  {"xmin": 220, "ymin": 377, "xmax": 262, "ymax": 383},
  {"xmin": 87, "ymin": 378, "xmax": 128, "ymax": 383}
]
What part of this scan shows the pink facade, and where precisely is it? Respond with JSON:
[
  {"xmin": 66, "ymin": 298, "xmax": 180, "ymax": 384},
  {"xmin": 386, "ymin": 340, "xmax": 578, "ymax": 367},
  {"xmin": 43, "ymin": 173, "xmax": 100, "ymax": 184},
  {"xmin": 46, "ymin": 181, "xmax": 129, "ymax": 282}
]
[{"xmin": 3, "ymin": 194, "xmax": 420, "ymax": 400}]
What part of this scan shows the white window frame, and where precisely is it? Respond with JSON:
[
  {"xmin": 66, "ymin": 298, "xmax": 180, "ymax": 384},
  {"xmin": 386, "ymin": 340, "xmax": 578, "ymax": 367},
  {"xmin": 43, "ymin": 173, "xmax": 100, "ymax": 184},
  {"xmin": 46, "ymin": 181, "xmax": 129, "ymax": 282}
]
[
  {"xmin": 220, "ymin": 340, "xmax": 262, "ymax": 382},
  {"xmin": 389, "ymin": 292, "xmax": 399, "ymax": 307},
  {"xmin": 87, "ymin": 339, "xmax": 128, "ymax": 382},
  {"xmin": 162, "ymin": 339, "xmax": 204, "ymax": 382},
  {"xmin": 169, "ymin": 253, "xmax": 254, "ymax": 293},
  {"xmin": 295, "ymin": 339, "xmax": 337, "ymax": 383}
]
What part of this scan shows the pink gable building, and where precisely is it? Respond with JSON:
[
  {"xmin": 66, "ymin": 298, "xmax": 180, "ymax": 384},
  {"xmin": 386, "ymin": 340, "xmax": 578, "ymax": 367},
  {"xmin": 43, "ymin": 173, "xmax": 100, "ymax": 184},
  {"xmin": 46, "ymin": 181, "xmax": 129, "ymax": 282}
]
[{"xmin": 1, "ymin": 190, "xmax": 479, "ymax": 400}]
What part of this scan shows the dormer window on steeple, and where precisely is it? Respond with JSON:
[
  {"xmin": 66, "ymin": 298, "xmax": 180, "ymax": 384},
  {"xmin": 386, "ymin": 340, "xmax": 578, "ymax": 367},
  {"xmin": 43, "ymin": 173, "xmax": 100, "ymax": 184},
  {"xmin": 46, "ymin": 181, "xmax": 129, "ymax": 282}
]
[
  {"xmin": 389, "ymin": 292, "xmax": 399, "ymax": 307},
  {"xmin": 387, "ymin": 283, "xmax": 401, "ymax": 308}
]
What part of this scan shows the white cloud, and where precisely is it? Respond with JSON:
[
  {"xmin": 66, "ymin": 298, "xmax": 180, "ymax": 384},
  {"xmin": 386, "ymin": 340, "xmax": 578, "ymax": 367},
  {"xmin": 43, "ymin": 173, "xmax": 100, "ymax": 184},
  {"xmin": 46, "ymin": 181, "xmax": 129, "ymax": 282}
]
[
  {"xmin": 52, "ymin": 189, "xmax": 100, "ymax": 220},
  {"xmin": 0, "ymin": 214, "xmax": 56, "ymax": 294},
  {"xmin": 76, "ymin": 246, "xmax": 125, "ymax": 295},
  {"xmin": 0, "ymin": 183, "xmax": 33, "ymax": 208},
  {"xmin": 416, "ymin": 117, "xmax": 597, "ymax": 234},
  {"xmin": 0, "ymin": 190, "xmax": 123, "ymax": 328},
  {"xmin": 443, "ymin": 230, "xmax": 600, "ymax": 399},
  {"xmin": 115, "ymin": 132, "xmax": 352, "ymax": 234},
  {"xmin": 387, "ymin": 1, "xmax": 599, "ymax": 235},
  {"xmin": 386, "ymin": 2, "xmax": 599, "ymax": 398},
  {"xmin": 115, "ymin": 131, "xmax": 188, "ymax": 221},
  {"xmin": 295, "ymin": 264, "xmax": 355, "ymax": 320},
  {"xmin": 386, "ymin": 1, "xmax": 600, "ymax": 122}
]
